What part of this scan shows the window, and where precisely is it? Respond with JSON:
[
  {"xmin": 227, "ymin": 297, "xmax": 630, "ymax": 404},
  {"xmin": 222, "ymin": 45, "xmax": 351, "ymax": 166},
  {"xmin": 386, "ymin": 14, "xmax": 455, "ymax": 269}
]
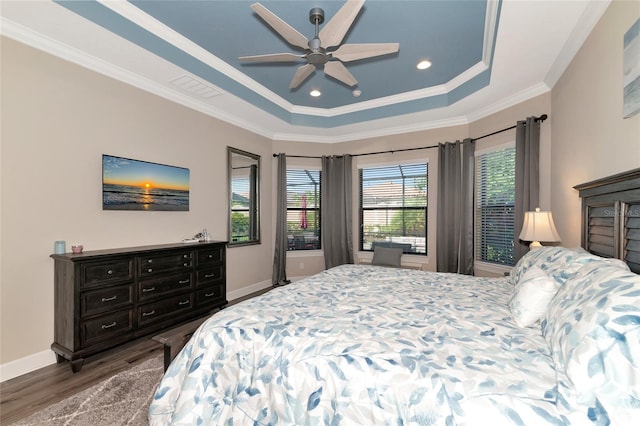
[
  {"xmin": 359, "ymin": 163, "xmax": 428, "ymax": 255},
  {"xmin": 228, "ymin": 147, "xmax": 260, "ymax": 245},
  {"xmin": 475, "ymin": 146, "xmax": 515, "ymax": 266},
  {"xmin": 287, "ymin": 169, "xmax": 321, "ymax": 251}
]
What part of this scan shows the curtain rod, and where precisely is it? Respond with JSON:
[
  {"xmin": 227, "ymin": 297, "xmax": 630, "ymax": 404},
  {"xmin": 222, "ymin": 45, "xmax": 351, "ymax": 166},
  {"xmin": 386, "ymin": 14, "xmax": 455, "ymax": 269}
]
[{"xmin": 273, "ymin": 114, "xmax": 547, "ymax": 159}]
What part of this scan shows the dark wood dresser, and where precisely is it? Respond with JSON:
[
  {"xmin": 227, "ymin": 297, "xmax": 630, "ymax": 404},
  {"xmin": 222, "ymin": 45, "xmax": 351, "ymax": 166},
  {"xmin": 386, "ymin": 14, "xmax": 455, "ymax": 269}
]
[{"xmin": 50, "ymin": 241, "xmax": 227, "ymax": 372}]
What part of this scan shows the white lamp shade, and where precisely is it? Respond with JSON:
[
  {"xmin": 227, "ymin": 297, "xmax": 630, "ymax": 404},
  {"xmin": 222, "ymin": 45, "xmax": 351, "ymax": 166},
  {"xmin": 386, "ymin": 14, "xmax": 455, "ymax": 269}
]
[{"xmin": 519, "ymin": 208, "xmax": 561, "ymax": 243}]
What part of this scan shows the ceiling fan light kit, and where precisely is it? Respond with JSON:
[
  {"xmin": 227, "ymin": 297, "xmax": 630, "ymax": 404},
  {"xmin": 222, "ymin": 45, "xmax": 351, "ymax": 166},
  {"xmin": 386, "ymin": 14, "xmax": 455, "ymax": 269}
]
[
  {"xmin": 417, "ymin": 60, "xmax": 432, "ymax": 70},
  {"xmin": 239, "ymin": 0, "xmax": 400, "ymax": 90}
]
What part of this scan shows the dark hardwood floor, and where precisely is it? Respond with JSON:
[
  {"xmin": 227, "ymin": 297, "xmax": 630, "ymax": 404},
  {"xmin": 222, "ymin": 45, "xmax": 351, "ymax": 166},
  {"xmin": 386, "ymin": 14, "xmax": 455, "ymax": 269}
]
[{"xmin": 0, "ymin": 287, "xmax": 271, "ymax": 424}]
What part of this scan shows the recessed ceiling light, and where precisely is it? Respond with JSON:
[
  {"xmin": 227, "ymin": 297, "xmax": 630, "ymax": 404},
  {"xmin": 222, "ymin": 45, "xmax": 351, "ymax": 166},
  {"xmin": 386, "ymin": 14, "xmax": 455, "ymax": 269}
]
[
  {"xmin": 417, "ymin": 60, "xmax": 432, "ymax": 70},
  {"xmin": 310, "ymin": 89, "xmax": 321, "ymax": 97},
  {"xmin": 352, "ymin": 89, "xmax": 362, "ymax": 97}
]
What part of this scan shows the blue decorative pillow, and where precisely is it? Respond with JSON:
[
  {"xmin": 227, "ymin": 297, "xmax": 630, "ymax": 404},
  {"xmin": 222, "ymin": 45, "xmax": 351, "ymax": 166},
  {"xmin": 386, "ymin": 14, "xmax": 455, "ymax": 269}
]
[
  {"xmin": 542, "ymin": 260, "xmax": 640, "ymax": 424},
  {"xmin": 371, "ymin": 247, "xmax": 403, "ymax": 267}
]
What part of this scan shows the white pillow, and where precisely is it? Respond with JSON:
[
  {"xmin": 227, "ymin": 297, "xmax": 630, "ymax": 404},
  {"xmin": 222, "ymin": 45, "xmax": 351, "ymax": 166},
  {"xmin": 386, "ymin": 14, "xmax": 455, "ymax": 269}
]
[{"xmin": 509, "ymin": 266, "xmax": 560, "ymax": 327}]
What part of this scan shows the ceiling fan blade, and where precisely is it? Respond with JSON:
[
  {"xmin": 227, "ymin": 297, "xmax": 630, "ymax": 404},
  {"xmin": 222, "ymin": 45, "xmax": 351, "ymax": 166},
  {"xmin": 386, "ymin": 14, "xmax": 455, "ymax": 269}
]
[
  {"xmin": 324, "ymin": 61, "xmax": 357, "ymax": 87},
  {"xmin": 332, "ymin": 43, "xmax": 399, "ymax": 62},
  {"xmin": 290, "ymin": 63, "xmax": 316, "ymax": 89},
  {"xmin": 319, "ymin": 0, "xmax": 365, "ymax": 49},
  {"xmin": 239, "ymin": 53, "xmax": 304, "ymax": 63},
  {"xmin": 251, "ymin": 3, "xmax": 309, "ymax": 50}
]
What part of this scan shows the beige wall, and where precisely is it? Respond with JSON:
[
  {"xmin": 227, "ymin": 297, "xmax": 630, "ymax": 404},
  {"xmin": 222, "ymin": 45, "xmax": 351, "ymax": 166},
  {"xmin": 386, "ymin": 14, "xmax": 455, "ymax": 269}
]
[
  {"xmin": 0, "ymin": 38, "xmax": 273, "ymax": 369},
  {"xmin": 551, "ymin": 0, "xmax": 640, "ymax": 248}
]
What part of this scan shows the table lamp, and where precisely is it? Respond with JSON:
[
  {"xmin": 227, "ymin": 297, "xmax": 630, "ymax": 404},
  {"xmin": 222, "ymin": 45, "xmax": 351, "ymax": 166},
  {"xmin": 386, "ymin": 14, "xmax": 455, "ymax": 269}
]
[{"xmin": 519, "ymin": 207, "xmax": 561, "ymax": 249}]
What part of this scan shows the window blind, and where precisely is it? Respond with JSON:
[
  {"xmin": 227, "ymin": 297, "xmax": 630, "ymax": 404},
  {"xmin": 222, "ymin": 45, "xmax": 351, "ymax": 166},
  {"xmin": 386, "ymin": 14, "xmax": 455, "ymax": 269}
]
[
  {"xmin": 359, "ymin": 163, "xmax": 428, "ymax": 255},
  {"xmin": 475, "ymin": 147, "xmax": 515, "ymax": 266}
]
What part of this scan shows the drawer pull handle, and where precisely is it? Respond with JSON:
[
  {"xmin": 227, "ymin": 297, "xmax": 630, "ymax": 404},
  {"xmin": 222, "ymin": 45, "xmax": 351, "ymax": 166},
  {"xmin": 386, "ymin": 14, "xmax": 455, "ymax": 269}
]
[
  {"xmin": 208, "ymin": 254, "xmax": 213, "ymax": 259},
  {"xmin": 183, "ymin": 263, "xmax": 189, "ymax": 267},
  {"xmin": 183, "ymin": 254, "xmax": 188, "ymax": 259},
  {"xmin": 142, "ymin": 287, "xmax": 155, "ymax": 293},
  {"xmin": 147, "ymin": 268, "xmax": 153, "ymax": 273},
  {"xmin": 204, "ymin": 273, "xmax": 215, "ymax": 278},
  {"xmin": 179, "ymin": 279, "xmax": 190, "ymax": 284},
  {"xmin": 101, "ymin": 322, "xmax": 117, "ymax": 329},
  {"xmin": 101, "ymin": 296, "xmax": 117, "ymax": 302},
  {"xmin": 147, "ymin": 259, "xmax": 153, "ymax": 264},
  {"xmin": 107, "ymin": 269, "xmax": 113, "ymax": 275},
  {"xmin": 205, "ymin": 292, "xmax": 215, "ymax": 297},
  {"xmin": 178, "ymin": 300, "xmax": 189, "ymax": 306},
  {"xmin": 142, "ymin": 310, "xmax": 155, "ymax": 317}
]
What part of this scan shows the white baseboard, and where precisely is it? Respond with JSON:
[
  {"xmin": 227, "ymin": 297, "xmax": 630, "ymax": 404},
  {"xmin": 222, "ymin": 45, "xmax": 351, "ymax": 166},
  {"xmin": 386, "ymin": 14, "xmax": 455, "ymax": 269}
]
[
  {"xmin": 227, "ymin": 279, "xmax": 273, "ymax": 301},
  {"xmin": 288, "ymin": 275, "xmax": 310, "ymax": 282},
  {"xmin": 1, "ymin": 279, "xmax": 275, "ymax": 383},
  {"xmin": 0, "ymin": 349, "xmax": 57, "ymax": 383}
]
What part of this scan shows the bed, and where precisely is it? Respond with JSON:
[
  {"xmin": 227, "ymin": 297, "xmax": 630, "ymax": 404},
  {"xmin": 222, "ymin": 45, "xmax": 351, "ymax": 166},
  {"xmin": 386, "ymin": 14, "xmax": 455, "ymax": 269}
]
[
  {"xmin": 149, "ymin": 169, "xmax": 640, "ymax": 425},
  {"xmin": 148, "ymin": 247, "xmax": 639, "ymax": 425}
]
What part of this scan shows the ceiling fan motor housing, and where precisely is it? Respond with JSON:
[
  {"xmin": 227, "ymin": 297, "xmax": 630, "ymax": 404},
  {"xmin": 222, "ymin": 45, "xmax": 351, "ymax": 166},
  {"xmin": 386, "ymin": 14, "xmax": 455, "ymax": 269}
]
[{"xmin": 309, "ymin": 7, "xmax": 324, "ymax": 25}]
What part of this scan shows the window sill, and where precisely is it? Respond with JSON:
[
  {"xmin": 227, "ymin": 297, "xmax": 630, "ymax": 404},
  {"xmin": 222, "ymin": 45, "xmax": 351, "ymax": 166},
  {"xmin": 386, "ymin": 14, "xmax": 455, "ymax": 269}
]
[
  {"xmin": 287, "ymin": 250, "xmax": 323, "ymax": 258},
  {"xmin": 474, "ymin": 261, "xmax": 512, "ymax": 277},
  {"xmin": 357, "ymin": 252, "xmax": 427, "ymax": 270}
]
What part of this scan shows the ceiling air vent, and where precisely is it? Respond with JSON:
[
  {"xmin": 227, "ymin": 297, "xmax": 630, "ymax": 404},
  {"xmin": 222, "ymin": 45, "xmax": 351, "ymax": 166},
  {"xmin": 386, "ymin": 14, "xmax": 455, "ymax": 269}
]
[{"xmin": 170, "ymin": 75, "xmax": 222, "ymax": 99}]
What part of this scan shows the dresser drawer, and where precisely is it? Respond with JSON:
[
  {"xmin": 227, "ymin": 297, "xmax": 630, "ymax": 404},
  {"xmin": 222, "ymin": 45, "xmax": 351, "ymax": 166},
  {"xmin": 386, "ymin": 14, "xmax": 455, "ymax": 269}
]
[
  {"xmin": 197, "ymin": 267, "xmax": 223, "ymax": 286},
  {"xmin": 81, "ymin": 259, "xmax": 133, "ymax": 289},
  {"xmin": 138, "ymin": 251, "xmax": 192, "ymax": 277},
  {"xmin": 82, "ymin": 309, "xmax": 133, "ymax": 346},
  {"xmin": 196, "ymin": 284, "xmax": 225, "ymax": 307},
  {"xmin": 138, "ymin": 273, "xmax": 193, "ymax": 302},
  {"xmin": 82, "ymin": 284, "xmax": 133, "ymax": 317},
  {"xmin": 196, "ymin": 247, "xmax": 224, "ymax": 267},
  {"xmin": 138, "ymin": 294, "xmax": 193, "ymax": 326}
]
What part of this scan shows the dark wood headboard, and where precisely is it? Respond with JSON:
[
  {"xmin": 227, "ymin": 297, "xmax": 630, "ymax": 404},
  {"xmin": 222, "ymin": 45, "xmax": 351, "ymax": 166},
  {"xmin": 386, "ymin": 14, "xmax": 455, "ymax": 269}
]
[{"xmin": 574, "ymin": 168, "xmax": 640, "ymax": 274}]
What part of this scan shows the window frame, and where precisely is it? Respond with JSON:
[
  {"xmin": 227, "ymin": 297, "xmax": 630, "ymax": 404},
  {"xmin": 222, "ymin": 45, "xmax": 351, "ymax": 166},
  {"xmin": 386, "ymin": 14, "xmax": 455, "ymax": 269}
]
[
  {"xmin": 358, "ymin": 162, "xmax": 428, "ymax": 256},
  {"xmin": 286, "ymin": 168, "xmax": 322, "ymax": 252}
]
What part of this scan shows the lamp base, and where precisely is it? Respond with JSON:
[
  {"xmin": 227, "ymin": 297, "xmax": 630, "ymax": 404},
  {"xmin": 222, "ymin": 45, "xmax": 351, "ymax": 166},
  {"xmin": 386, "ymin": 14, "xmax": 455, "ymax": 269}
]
[{"xmin": 529, "ymin": 241, "xmax": 543, "ymax": 249}]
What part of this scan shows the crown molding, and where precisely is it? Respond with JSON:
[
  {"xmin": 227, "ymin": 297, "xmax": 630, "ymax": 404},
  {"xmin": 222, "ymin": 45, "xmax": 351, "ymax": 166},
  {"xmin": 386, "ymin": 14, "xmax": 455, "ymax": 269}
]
[
  {"xmin": 1, "ymin": 14, "xmax": 552, "ymax": 145},
  {"xmin": 99, "ymin": 0, "xmax": 497, "ymax": 121},
  {"xmin": 0, "ymin": 17, "xmax": 278, "ymax": 141},
  {"xmin": 465, "ymin": 82, "xmax": 551, "ymax": 124},
  {"xmin": 544, "ymin": 0, "xmax": 611, "ymax": 88}
]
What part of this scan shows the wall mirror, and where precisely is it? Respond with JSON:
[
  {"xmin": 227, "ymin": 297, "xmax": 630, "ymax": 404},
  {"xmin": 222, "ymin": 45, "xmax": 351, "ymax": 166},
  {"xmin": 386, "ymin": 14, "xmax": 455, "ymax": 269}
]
[{"xmin": 228, "ymin": 147, "xmax": 260, "ymax": 246}]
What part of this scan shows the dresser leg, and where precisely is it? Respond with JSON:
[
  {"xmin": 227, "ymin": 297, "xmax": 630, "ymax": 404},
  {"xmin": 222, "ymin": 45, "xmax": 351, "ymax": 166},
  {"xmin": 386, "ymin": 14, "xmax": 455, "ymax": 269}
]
[
  {"xmin": 70, "ymin": 358, "xmax": 85, "ymax": 373},
  {"xmin": 55, "ymin": 353, "xmax": 66, "ymax": 364}
]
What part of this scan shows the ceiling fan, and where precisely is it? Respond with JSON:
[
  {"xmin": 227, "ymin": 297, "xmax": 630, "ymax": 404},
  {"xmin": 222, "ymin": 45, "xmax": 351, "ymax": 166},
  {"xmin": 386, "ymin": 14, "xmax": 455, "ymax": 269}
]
[{"xmin": 239, "ymin": 0, "xmax": 399, "ymax": 90}]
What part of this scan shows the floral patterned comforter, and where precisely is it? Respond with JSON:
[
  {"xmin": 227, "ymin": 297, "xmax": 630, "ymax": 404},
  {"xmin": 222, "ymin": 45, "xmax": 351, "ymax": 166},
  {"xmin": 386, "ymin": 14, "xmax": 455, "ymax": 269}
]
[{"xmin": 149, "ymin": 265, "xmax": 580, "ymax": 425}]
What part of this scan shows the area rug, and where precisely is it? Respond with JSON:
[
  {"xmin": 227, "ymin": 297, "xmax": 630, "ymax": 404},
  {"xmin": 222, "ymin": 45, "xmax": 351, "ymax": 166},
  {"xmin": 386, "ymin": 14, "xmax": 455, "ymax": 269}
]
[{"xmin": 12, "ymin": 355, "xmax": 163, "ymax": 426}]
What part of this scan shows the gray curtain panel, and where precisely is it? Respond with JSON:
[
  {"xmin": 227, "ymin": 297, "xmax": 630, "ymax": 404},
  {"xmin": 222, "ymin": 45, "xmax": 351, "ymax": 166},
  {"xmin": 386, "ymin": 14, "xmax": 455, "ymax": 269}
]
[
  {"xmin": 321, "ymin": 155, "xmax": 354, "ymax": 269},
  {"xmin": 514, "ymin": 117, "xmax": 540, "ymax": 263},
  {"xmin": 436, "ymin": 138, "xmax": 475, "ymax": 274},
  {"xmin": 272, "ymin": 153, "xmax": 290, "ymax": 286}
]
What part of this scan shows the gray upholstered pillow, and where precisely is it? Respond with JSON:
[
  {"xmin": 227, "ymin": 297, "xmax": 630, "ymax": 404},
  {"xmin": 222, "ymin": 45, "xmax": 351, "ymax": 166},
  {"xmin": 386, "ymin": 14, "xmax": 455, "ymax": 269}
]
[{"xmin": 371, "ymin": 247, "xmax": 403, "ymax": 267}]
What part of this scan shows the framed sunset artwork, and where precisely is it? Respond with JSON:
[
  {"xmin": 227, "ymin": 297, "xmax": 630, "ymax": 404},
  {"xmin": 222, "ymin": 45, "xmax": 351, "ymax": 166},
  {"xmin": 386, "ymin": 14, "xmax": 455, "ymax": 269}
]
[{"xmin": 102, "ymin": 154, "xmax": 190, "ymax": 211}]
